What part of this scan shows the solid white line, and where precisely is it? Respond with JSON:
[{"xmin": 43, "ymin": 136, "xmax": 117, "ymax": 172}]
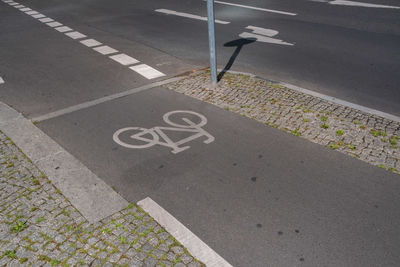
[
  {"xmin": 129, "ymin": 64, "xmax": 166, "ymax": 79},
  {"xmin": 32, "ymin": 77, "xmax": 183, "ymax": 122},
  {"xmin": 80, "ymin": 38, "xmax": 102, "ymax": 47},
  {"xmin": 211, "ymin": 0, "xmax": 297, "ymax": 16},
  {"xmin": 329, "ymin": 0, "xmax": 400, "ymax": 9},
  {"xmin": 54, "ymin": 26, "xmax": 73, "ymax": 33},
  {"xmin": 65, "ymin": 31, "xmax": 87, "ymax": 40},
  {"xmin": 279, "ymin": 82, "xmax": 400, "ymax": 123},
  {"xmin": 93, "ymin": 45, "xmax": 118, "ymax": 55},
  {"xmin": 138, "ymin": 197, "xmax": 233, "ymax": 267},
  {"xmin": 155, "ymin": 9, "xmax": 230, "ymax": 24},
  {"xmin": 0, "ymin": 77, "xmax": 4, "ymax": 84},
  {"xmin": 109, "ymin": 53, "xmax": 139, "ymax": 66}
]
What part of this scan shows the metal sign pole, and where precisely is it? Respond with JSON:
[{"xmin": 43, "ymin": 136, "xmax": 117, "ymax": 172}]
[{"xmin": 207, "ymin": 0, "xmax": 217, "ymax": 85}]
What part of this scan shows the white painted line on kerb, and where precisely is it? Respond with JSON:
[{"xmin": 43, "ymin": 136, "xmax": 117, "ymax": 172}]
[
  {"xmin": 279, "ymin": 82, "xmax": 400, "ymax": 123},
  {"xmin": 129, "ymin": 64, "xmax": 165, "ymax": 79},
  {"xmin": 80, "ymin": 38, "xmax": 102, "ymax": 47},
  {"xmin": 211, "ymin": 0, "xmax": 297, "ymax": 16},
  {"xmin": 65, "ymin": 31, "xmax": 87, "ymax": 40},
  {"xmin": 93, "ymin": 45, "xmax": 118, "ymax": 55},
  {"xmin": 39, "ymin": 17, "xmax": 54, "ymax": 23},
  {"xmin": 329, "ymin": 0, "xmax": 400, "ymax": 9},
  {"xmin": 109, "ymin": 54, "xmax": 139, "ymax": 66},
  {"xmin": 46, "ymin": 21, "xmax": 62, "ymax": 27},
  {"xmin": 155, "ymin": 9, "xmax": 230, "ymax": 24},
  {"xmin": 54, "ymin": 26, "xmax": 73, "ymax": 33},
  {"xmin": 138, "ymin": 197, "xmax": 233, "ymax": 267}
]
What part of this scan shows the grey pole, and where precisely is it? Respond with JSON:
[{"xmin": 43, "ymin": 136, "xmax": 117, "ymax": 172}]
[{"xmin": 207, "ymin": 0, "xmax": 217, "ymax": 85}]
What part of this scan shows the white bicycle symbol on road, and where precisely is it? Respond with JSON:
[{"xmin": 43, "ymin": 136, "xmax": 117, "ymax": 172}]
[{"xmin": 113, "ymin": 110, "xmax": 215, "ymax": 154}]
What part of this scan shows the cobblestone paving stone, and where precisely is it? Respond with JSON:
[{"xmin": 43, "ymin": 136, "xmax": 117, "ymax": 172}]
[
  {"xmin": 0, "ymin": 131, "xmax": 204, "ymax": 266},
  {"xmin": 165, "ymin": 71, "xmax": 400, "ymax": 174}
]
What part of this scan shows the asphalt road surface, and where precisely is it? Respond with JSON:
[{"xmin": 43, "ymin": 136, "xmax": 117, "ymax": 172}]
[
  {"xmin": 1, "ymin": 0, "xmax": 400, "ymax": 266},
  {"xmin": 3, "ymin": 0, "xmax": 398, "ymax": 115}
]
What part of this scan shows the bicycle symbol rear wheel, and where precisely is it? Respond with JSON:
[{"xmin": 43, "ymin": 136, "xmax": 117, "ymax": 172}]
[{"xmin": 113, "ymin": 127, "xmax": 159, "ymax": 149}]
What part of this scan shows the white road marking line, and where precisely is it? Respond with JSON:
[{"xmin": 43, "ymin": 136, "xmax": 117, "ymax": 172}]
[
  {"xmin": 8, "ymin": 2, "xmax": 19, "ymax": 6},
  {"xmin": 246, "ymin": 25, "xmax": 278, "ymax": 36},
  {"xmin": 65, "ymin": 31, "xmax": 87, "ymax": 40},
  {"xmin": 280, "ymin": 82, "xmax": 400, "ymax": 123},
  {"xmin": 32, "ymin": 77, "xmax": 183, "ymax": 122},
  {"xmin": 39, "ymin": 17, "xmax": 54, "ymax": 23},
  {"xmin": 25, "ymin": 10, "xmax": 39, "ymax": 15},
  {"xmin": 129, "ymin": 64, "xmax": 166, "ymax": 79},
  {"xmin": 138, "ymin": 197, "xmax": 233, "ymax": 267},
  {"xmin": 93, "ymin": 45, "xmax": 118, "ymax": 55},
  {"xmin": 0, "ymin": 77, "xmax": 4, "ymax": 84},
  {"xmin": 19, "ymin": 7, "xmax": 31, "ymax": 11},
  {"xmin": 54, "ymin": 26, "xmax": 73, "ymax": 33},
  {"xmin": 239, "ymin": 25, "xmax": 294, "ymax": 46},
  {"xmin": 80, "ymin": 38, "xmax": 102, "ymax": 47},
  {"xmin": 3, "ymin": 0, "xmax": 14, "ymax": 3},
  {"xmin": 109, "ymin": 53, "xmax": 139, "ymax": 66},
  {"xmin": 46, "ymin": 21, "xmax": 62, "ymax": 27},
  {"xmin": 155, "ymin": 9, "xmax": 230, "ymax": 24},
  {"xmin": 211, "ymin": 0, "xmax": 297, "ymax": 16},
  {"xmin": 329, "ymin": 0, "xmax": 400, "ymax": 9},
  {"xmin": 14, "ymin": 5, "xmax": 25, "ymax": 8},
  {"xmin": 31, "ymin": 14, "xmax": 46, "ymax": 19}
]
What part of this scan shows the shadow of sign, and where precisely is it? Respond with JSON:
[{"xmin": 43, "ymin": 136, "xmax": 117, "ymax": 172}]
[{"xmin": 218, "ymin": 38, "xmax": 256, "ymax": 81}]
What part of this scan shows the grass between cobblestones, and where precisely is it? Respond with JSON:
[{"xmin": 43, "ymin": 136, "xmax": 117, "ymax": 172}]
[
  {"xmin": 165, "ymin": 71, "xmax": 400, "ymax": 175},
  {"xmin": 0, "ymin": 131, "xmax": 204, "ymax": 266}
]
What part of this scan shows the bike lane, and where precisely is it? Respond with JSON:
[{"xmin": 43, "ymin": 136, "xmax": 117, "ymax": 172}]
[{"xmin": 36, "ymin": 86, "xmax": 400, "ymax": 267}]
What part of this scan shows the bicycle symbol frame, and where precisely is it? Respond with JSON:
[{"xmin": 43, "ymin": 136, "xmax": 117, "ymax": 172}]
[{"xmin": 113, "ymin": 110, "xmax": 215, "ymax": 154}]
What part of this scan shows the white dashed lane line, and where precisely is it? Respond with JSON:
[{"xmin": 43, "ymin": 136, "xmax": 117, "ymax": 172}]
[
  {"xmin": 65, "ymin": 31, "xmax": 87, "ymax": 40},
  {"xmin": 155, "ymin": 9, "xmax": 230, "ymax": 24},
  {"xmin": 109, "ymin": 54, "xmax": 139, "ymax": 66},
  {"xmin": 55, "ymin": 26, "xmax": 73, "ymax": 33},
  {"xmin": 129, "ymin": 64, "xmax": 166, "ymax": 79},
  {"xmin": 80, "ymin": 38, "xmax": 102, "ymax": 47},
  {"xmin": 210, "ymin": 0, "xmax": 297, "ymax": 16},
  {"xmin": 31, "ymin": 14, "xmax": 45, "ymax": 19},
  {"xmin": 38, "ymin": 17, "xmax": 54, "ymax": 23},
  {"xmin": 93, "ymin": 45, "xmax": 118, "ymax": 55},
  {"xmin": 0, "ymin": 77, "xmax": 4, "ymax": 84},
  {"xmin": 46, "ymin": 21, "xmax": 62, "ymax": 27},
  {"xmin": 2, "ymin": 0, "xmax": 165, "ymax": 80}
]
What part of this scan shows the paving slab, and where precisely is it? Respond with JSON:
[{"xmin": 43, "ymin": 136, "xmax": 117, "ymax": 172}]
[{"xmin": 36, "ymin": 86, "xmax": 400, "ymax": 267}]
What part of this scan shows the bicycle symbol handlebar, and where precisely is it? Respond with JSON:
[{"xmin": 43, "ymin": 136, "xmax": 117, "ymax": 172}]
[{"xmin": 113, "ymin": 110, "xmax": 215, "ymax": 154}]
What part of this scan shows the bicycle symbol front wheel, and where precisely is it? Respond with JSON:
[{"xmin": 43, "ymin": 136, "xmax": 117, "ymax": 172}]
[{"xmin": 163, "ymin": 110, "xmax": 208, "ymax": 128}]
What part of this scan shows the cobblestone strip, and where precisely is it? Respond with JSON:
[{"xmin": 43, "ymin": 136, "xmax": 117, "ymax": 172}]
[
  {"xmin": 0, "ymin": 131, "xmax": 204, "ymax": 266},
  {"xmin": 165, "ymin": 71, "xmax": 400, "ymax": 174}
]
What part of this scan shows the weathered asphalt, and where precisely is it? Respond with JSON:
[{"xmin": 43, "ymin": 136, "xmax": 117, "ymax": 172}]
[{"xmin": 1, "ymin": 0, "xmax": 400, "ymax": 266}]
